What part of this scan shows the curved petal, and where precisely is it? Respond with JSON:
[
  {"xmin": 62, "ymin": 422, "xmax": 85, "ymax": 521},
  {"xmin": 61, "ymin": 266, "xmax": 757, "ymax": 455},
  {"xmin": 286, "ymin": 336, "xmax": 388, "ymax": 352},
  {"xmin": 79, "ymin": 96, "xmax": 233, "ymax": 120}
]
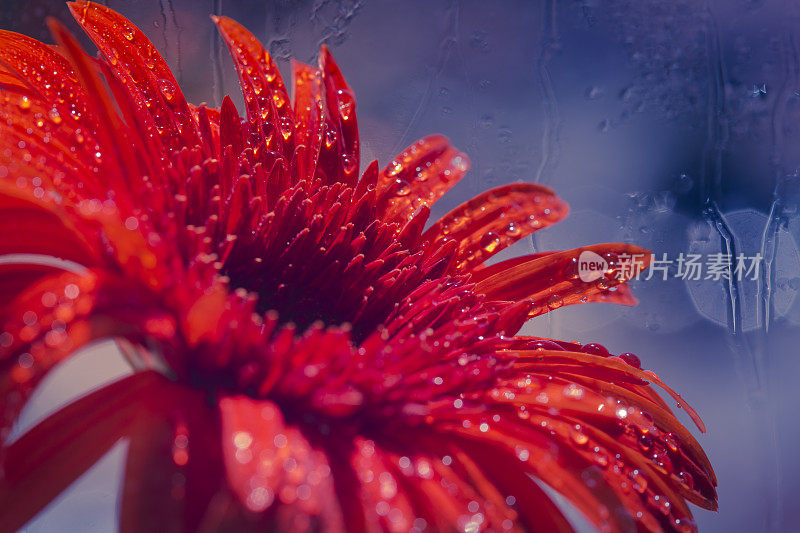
[
  {"xmin": 68, "ymin": 0, "xmax": 200, "ymax": 153},
  {"xmin": 377, "ymin": 135, "xmax": 469, "ymax": 227},
  {"xmin": 470, "ymin": 356, "xmax": 717, "ymax": 530},
  {"xmin": 0, "ymin": 191, "xmax": 99, "ymax": 265},
  {"xmin": 317, "ymin": 46, "xmax": 359, "ymax": 186},
  {"xmin": 120, "ymin": 384, "xmax": 225, "ymax": 533},
  {"xmin": 0, "ymin": 270, "xmax": 176, "ymax": 441},
  {"xmin": 422, "ymin": 183, "xmax": 569, "ymax": 272},
  {"xmin": 291, "ymin": 61, "xmax": 325, "ymax": 182},
  {"xmin": 472, "ymin": 253, "xmax": 640, "ymax": 307},
  {"xmin": 0, "ymin": 371, "xmax": 166, "ymax": 533},
  {"xmin": 218, "ymin": 396, "xmax": 342, "ymax": 528},
  {"xmin": 213, "ymin": 16, "xmax": 293, "ymax": 161},
  {"xmin": 475, "ymin": 244, "xmax": 652, "ymax": 316}
]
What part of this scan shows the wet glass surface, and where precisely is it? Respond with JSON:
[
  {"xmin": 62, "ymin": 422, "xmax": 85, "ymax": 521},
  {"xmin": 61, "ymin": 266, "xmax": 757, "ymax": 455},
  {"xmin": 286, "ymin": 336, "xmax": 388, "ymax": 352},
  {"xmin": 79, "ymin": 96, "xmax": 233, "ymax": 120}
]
[{"xmin": 4, "ymin": 1, "xmax": 800, "ymax": 531}]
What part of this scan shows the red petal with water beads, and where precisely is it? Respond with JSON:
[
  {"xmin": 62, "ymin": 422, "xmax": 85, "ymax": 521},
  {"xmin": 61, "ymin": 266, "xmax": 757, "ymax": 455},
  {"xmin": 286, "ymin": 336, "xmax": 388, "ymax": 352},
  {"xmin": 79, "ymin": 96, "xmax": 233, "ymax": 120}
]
[
  {"xmin": 48, "ymin": 18, "xmax": 140, "ymax": 210},
  {"xmin": 441, "ymin": 414, "xmax": 632, "ymax": 533},
  {"xmin": 0, "ymin": 64, "xmax": 32, "ymax": 95},
  {"xmin": 422, "ymin": 183, "xmax": 569, "ymax": 272},
  {"xmin": 213, "ymin": 16, "xmax": 294, "ymax": 161},
  {"xmin": 476, "ymin": 243, "xmax": 652, "ymax": 316},
  {"xmin": 68, "ymin": 1, "xmax": 199, "ymax": 154},
  {"xmin": 292, "ymin": 61, "xmax": 325, "ymax": 182},
  {"xmin": 501, "ymin": 338, "xmax": 716, "ymax": 503},
  {"xmin": 473, "ymin": 252, "xmax": 640, "ymax": 308},
  {"xmin": 0, "ymin": 30, "xmax": 111, "ymax": 201},
  {"xmin": 219, "ymin": 397, "xmax": 341, "ymax": 525},
  {"xmin": 377, "ymin": 135, "xmax": 470, "ymax": 226},
  {"xmin": 0, "ymin": 371, "xmax": 165, "ymax": 533},
  {"xmin": 318, "ymin": 46, "xmax": 360, "ymax": 187}
]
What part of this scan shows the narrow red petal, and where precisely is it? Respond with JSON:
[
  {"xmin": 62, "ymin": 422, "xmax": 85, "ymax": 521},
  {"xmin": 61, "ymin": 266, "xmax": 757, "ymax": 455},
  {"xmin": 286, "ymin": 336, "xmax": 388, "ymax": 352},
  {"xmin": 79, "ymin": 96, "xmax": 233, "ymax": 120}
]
[
  {"xmin": 47, "ymin": 18, "xmax": 140, "ymax": 209},
  {"xmin": 213, "ymin": 15, "xmax": 293, "ymax": 160},
  {"xmin": 0, "ymin": 371, "xmax": 164, "ymax": 533},
  {"xmin": 422, "ymin": 183, "xmax": 569, "ymax": 272},
  {"xmin": 120, "ymin": 385, "xmax": 226, "ymax": 533},
  {"xmin": 475, "ymin": 243, "xmax": 651, "ymax": 316},
  {"xmin": 67, "ymin": 1, "xmax": 199, "ymax": 153},
  {"xmin": 0, "ymin": 191, "xmax": 98, "ymax": 265},
  {"xmin": 292, "ymin": 60, "xmax": 325, "ymax": 181},
  {"xmin": 317, "ymin": 46, "xmax": 359, "ymax": 186},
  {"xmin": 218, "ymin": 396, "xmax": 340, "ymax": 522},
  {"xmin": 377, "ymin": 135, "xmax": 469, "ymax": 226}
]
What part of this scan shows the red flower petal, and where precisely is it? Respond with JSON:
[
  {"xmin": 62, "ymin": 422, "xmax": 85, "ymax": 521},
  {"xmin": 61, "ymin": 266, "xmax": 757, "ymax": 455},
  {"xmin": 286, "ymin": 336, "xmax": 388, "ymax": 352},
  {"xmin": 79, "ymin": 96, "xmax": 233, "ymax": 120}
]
[
  {"xmin": 422, "ymin": 183, "xmax": 569, "ymax": 272},
  {"xmin": 218, "ymin": 396, "xmax": 341, "ymax": 525},
  {"xmin": 120, "ymin": 383, "xmax": 225, "ymax": 533},
  {"xmin": 67, "ymin": 0, "xmax": 199, "ymax": 153},
  {"xmin": 377, "ymin": 135, "xmax": 469, "ymax": 227},
  {"xmin": 475, "ymin": 243, "xmax": 652, "ymax": 316},
  {"xmin": 0, "ymin": 191, "xmax": 99, "ymax": 266},
  {"xmin": 0, "ymin": 270, "xmax": 176, "ymax": 439},
  {"xmin": 47, "ymin": 18, "xmax": 142, "ymax": 206},
  {"xmin": 0, "ymin": 371, "xmax": 164, "ymax": 533},
  {"xmin": 317, "ymin": 46, "xmax": 360, "ymax": 186},
  {"xmin": 291, "ymin": 61, "xmax": 325, "ymax": 182},
  {"xmin": 473, "ymin": 253, "xmax": 640, "ymax": 307},
  {"xmin": 213, "ymin": 16, "xmax": 294, "ymax": 161}
]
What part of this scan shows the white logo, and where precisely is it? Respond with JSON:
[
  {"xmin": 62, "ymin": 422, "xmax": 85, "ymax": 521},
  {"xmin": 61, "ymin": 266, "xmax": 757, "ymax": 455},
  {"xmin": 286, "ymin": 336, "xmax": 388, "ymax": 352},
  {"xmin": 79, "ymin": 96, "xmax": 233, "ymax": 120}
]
[{"xmin": 578, "ymin": 250, "xmax": 608, "ymax": 282}]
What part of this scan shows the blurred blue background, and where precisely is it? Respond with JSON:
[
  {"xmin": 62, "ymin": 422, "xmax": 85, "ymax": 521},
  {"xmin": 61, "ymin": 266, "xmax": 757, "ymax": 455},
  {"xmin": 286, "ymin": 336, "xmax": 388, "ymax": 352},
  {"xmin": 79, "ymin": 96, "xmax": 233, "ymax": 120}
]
[{"xmin": 5, "ymin": 0, "xmax": 800, "ymax": 531}]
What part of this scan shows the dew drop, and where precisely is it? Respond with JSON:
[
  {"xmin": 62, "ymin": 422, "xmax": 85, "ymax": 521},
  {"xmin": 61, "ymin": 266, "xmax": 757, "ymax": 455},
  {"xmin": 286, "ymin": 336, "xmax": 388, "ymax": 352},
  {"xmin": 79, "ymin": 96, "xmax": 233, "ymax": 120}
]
[
  {"xmin": 387, "ymin": 160, "xmax": 402, "ymax": 177},
  {"xmin": 451, "ymin": 155, "xmax": 468, "ymax": 172},
  {"xmin": 158, "ymin": 78, "xmax": 176, "ymax": 102},
  {"xmin": 505, "ymin": 222, "xmax": 520, "ymax": 236},
  {"xmin": 570, "ymin": 426, "xmax": 589, "ymax": 447},
  {"xmin": 592, "ymin": 448, "xmax": 609, "ymax": 468},
  {"xmin": 619, "ymin": 352, "xmax": 641, "ymax": 368},
  {"xmin": 233, "ymin": 431, "xmax": 253, "ymax": 449},
  {"xmin": 48, "ymin": 108, "xmax": 62, "ymax": 125},
  {"xmin": 529, "ymin": 339, "xmax": 564, "ymax": 351},
  {"xmin": 630, "ymin": 470, "xmax": 648, "ymax": 493},
  {"xmin": 581, "ymin": 343, "xmax": 609, "ymax": 357},
  {"xmin": 651, "ymin": 451, "xmax": 673, "ymax": 473},
  {"xmin": 280, "ymin": 116, "xmax": 293, "ymax": 140},
  {"xmin": 394, "ymin": 179, "xmax": 411, "ymax": 197},
  {"xmin": 546, "ymin": 294, "xmax": 563, "ymax": 309},
  {"xmin": 342, "ymin": 154, "xmax": 357, "ymax": 175},
  {"xmin": 325, "ymin": 128, "xmax": 337, "ymax": 148},
  {"xmin": 338, "ymin": 91, "xmax": 355, "ymax": 121},
  {"xmin": 480, "ymin": 231, "xmax": 501, "ymax": 253},
  {"xmin": 563, "ymin": 383, "xmax": 585, "ymax": 400}
]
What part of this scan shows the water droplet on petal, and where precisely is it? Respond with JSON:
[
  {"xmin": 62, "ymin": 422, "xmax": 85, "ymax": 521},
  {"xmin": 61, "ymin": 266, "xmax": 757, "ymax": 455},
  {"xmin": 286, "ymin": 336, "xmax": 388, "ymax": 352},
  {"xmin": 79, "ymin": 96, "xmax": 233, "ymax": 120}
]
[
  {"xmin": 619, "ymin": 352, "xmax": 641, "ymax": 368},
  {"xmin": 546, "ymin": 295, "xmax": 563, "ymax": 309},
  {"xmin": 480, "ymin": 231, "xmax": 501, "ymax": 253},
  {"xmin": 158, "ymin": 78, "xmax": 176, "ymax": 102},
  {"xmin": 338, "ymin": 91, "xmax": 355, "ymax": 120},
  {"xmin": 581, "ymin": 343, "xmax": 609, "ymax": 356},
  {"xmin": 678, "ymin": 471, "xmax": 694, "ymax": 489},
  {"xmin": 394, "ymin": 179, "xmax": 410, "ymax": 197}
]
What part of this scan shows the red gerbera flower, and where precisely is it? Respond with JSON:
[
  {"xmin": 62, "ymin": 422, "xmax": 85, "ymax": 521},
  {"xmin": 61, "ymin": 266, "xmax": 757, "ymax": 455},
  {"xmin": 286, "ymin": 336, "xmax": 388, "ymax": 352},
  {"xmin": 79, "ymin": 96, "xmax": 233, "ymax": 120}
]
[{"xmin": 0, "ymin": 2, "xmax": 716, "ymax": 532}]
